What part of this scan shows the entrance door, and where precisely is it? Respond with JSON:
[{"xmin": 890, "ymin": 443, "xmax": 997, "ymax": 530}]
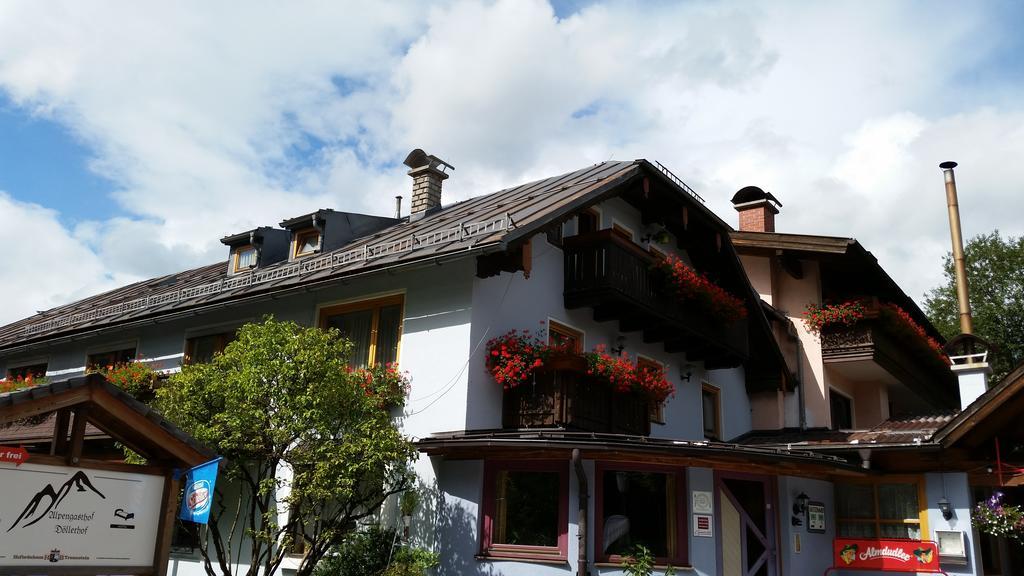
[{"xmin": 718, "ymin": 475, "xmax": 776, "ymax": 576}]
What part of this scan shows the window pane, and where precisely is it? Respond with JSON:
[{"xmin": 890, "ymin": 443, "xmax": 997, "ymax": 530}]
[
  {"xmin": 236, "ymin": 247, "xmax": 256, "ymax": 269},
  {"xmin": 702, "ymin": 390, "xmax": 718, "ymax": 438},
  {"xmin": 87, "ymin": 348, "xmax": 136, "ymax": 371},
  {"xmin": 494, "ymin": 470, "xmax": 559, "ymax": 546},
  {"xmin": 878, "ymin": 483, "xmax": 919, "ymax": 521},
  {"xmin": 880, "ymin": 523, "xmax": 921, "ymax": 539},
  {"xmin": 296, "ymin": 231, "xmax": 319, "ymax": 255},
  {"xmin": 326, "ymin": 310, "xmax": 373, "ymax": 368},
  {"xmin": 838, "ymin": 522, "xmax": 877, "ymax": 538},
  {"xmin": 835, "ymin": 483, "xmax": 875, "ymax": 519},
  {"xmin": 830, "ymin": 390, "xmax": 853, "ymax": 430},
  {"xmin": 8, "ymin": 363, "xmax": 47, "ymax": 379},
  {"xmin": 375, "ymin": 304, "xmax": 402, "ymax": 365},
  {"xmin": 187, "ymin": 332, "xmax": 234, "ymax": 364},
  {"xmin": 601, "ymin": 471, "xmax": 671, "ymax": 557}
]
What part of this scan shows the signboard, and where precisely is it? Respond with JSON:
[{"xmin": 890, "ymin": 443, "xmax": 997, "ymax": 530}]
[
  {"xmin": 693, "ymin": 513, "xmax": 714, "ymax": 537},
  {"xmin": 0, "ymin": 445, "xmax": 29, "ymax": 466},
  {"xmin": 692, "ymin": 490, "xmax": 714, "ymax": 514},
  {"xmin": 833, "ymin": 538, "xmax": 940, "ymax": 572},
  {"xmin": 0, "ymin": 461, "xmax": 164, "ymax": 568},
  {"xmin": 807, "ymin": 501, "xmax": 826, "ymax": 533}
]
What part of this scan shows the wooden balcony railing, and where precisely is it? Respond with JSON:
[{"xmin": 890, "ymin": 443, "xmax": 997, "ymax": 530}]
[
  {"xmin": 820, "ymin": 304, "xmax": 956, "ymax": 406},
  {"xmin": 501, "ymin": 356, "xmax": 651, "ymax": 436},
  {"xmin": 563, "ymin": 230, "xmax": 748, "ymax": 367}
]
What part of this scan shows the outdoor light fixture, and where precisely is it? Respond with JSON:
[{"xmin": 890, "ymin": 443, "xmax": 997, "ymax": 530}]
[
  {"xmin": 938, "ymin": 497, "xmax": 953, "ymax": 521},
  {"xmin": 793, "ymin": 492, "xmax": 810, "ymax": 514},
  {"xmin": 791, "ymin": 492, "xmax": 810, "ymax": 526},
  {"xmin": 611, "ymin": 336, "xmax": 626, "ymax": 356},
  {"xmin": 680, "ymin": 364, "xmax": 693, "ymax": 382}
]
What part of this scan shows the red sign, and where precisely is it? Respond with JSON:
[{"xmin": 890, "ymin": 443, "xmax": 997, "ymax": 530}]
[
  {"xmin": 834, "ymin": 538, "xmax": 939, "ymax": 572},
  {"xmin": 0, "ymin": 445, "xmax": 28, "ymax": 466}
]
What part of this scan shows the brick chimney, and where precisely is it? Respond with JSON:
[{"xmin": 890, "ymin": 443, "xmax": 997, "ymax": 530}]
[
  {"xmin": 403, "ymin": 149, "xmax": 454, "ymax": 215},
  {"xmin": 731, "ymin": 186, "xmax": 782, "ymax": 232}
]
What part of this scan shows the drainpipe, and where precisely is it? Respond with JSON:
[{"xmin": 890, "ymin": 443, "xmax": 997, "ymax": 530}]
[
  {"xmin": 797, "ymin": 339, "xmax": 807, "ymax": 431},
  {"xmin": 572, "ymin": 448, "xmax": 589, "ymax": 576}
]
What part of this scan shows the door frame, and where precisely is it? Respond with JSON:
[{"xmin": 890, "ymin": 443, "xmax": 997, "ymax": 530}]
[{"xmin": 714, "ymin": 471, "xmax": 779, "ymax": 576}]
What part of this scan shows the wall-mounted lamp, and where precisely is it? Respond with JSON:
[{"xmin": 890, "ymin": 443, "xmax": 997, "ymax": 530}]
[
  {"xmin": 938, "ymin": 497, "xmax": 953, "ymax": 521},
  {"xmin": 641, "ymin": 227, "xmax": 671, "ymax": 244},
  {"xmin": 680, "ymin": 364, "xmax": 693, "ymax": 382},
  {"xmin": 791, "ymin": 492, "xmax": 810, "ymax": 526},
  {"xmin": 611, "ymin": 336, "xmax": 626, "ymax": 356}
]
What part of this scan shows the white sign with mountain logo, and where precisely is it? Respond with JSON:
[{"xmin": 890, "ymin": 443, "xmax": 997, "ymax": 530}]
[{"xmin": 0, "ymin": 461, "xmax": 164, "ymax": 567}]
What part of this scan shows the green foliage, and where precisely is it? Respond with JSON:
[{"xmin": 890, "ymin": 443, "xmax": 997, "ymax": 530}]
[
  {"xmin": 157, "ymin": 318, "xmax": 417, "ymax": 576},
  {"xmin": 621, "ymin": 544, "xmax": 674, "ymax": 576},
  {"xmin": 382, "ymin": 547, "xmax": 439, "ymax": 576},
  {"xmin": 924, "ymin": 231, "xmax": 1024, "ymax": 381},
  {"xmin": 100, "ymin": 362, "xmax": 159, "ymax": 402},
  {"xmin": 399, "ymin": 489, "xmax": 420, "ymax": 517},
  {"xmin": 313, "ymin": 526, "xmax": 397, "ymax": 576},
  {"xmin": 311, "ymin": 525, "xmax": 437, "ymax": 576}
]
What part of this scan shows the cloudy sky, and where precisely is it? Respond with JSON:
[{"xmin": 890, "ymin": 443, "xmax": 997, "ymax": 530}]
[{"xmin": 1, "ymin": 0, "xmax": 1022, "ymax": 325}]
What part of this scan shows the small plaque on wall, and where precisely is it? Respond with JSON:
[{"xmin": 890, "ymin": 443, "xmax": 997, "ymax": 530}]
[
  {"xmin": 807, "ymin": 501, "xmax": 826, "ymax": 533},
  {"xmin": 936, "ymin": 530, "xmax": 967, "ymax": 565},
  {"xmin": 692, "ymin": 490, "xmax": 714, "ymax": 514},
  {"xmin": 693, "ymin": 514, "xmax": 714, "ymax": 537}
]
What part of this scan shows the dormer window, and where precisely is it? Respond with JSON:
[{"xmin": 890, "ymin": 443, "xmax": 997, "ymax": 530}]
[
  {"xmin": 293, "ymin": 228, "xmax": 320, "ymax": 258},
  {"xmin": 234, "ymin": 245, "xmax": 257, "ymax": 272}
]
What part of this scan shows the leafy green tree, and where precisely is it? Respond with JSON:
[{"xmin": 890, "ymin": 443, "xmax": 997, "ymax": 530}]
[
  {"xmin": 924, "ymin": 231, "xmax": 1024, "ymax": 381},
  {"xmin": 157, "ymin": 318, "xmax": 417, "ymax": 576}
]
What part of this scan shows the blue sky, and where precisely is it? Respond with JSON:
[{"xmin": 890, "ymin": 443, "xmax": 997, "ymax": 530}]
[{"xmin": 0, "ymin": 0, "xmax": 1023, "ymax": 325}]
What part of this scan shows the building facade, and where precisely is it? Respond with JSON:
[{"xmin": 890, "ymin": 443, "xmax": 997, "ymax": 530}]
[{"xmin": 0, "ymin": 153, "xmax": 1014, "ymax": 575}]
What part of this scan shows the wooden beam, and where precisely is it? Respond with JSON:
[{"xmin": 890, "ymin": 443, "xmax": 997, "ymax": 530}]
[
  {"xmin": 0, "ymin": 385, "xmax": 91, "ymax": 426},
  {"xmin": 67, "ymin": 406, "xmax": 88, "ymax": 466},
  {"xmin": 152, "ymin": 470, "xmax": 181, "ymax": 576},
  {"xmin": 50, "ymin": 407, "xmax": 71, "ymax": 456}
]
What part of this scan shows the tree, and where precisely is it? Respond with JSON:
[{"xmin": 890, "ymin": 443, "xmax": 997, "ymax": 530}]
[
  {"xmin": 157, "ymin": 318, "xmax": 417, "ymax": 576},
  {"xmin": 924, "ymin": 231, "xmax": 1024, "ymax": 382}
]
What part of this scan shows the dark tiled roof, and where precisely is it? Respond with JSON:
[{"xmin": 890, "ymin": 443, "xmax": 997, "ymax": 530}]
[
  {"xmin": 0, "ymin": 161, "xmax": 642, "ymax": 350},
  {"xmin": 0, "ymin": 375, "xmax": 214, "ymax": 463},
  {"xmin": 737, "ymin": 413, "xmax": 956, "ymax": 449},
  {"xmin": 417, "ymin": 429, "xmax": 863, "ymax": 472},
  {"xmin": 0, "ymin": 412, "xmax": 104, "ymax": 443}
]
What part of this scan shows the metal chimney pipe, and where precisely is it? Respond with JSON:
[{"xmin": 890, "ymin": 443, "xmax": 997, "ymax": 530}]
[
  {"xmin": 940, "ymin": 161, "xmax": 973, "ymax": 335},
  {"xmin": 395, "ymin": 195, "xmax": 403, "ymax": 219}
]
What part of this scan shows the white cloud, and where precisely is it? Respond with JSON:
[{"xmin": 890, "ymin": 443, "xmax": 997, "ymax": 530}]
[{"xmin": 0, "ymin": 0, "xmax": 1021, "ymax": 323}]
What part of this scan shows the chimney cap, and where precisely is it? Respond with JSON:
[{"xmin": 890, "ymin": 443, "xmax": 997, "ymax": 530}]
[
  {"xmin": 731, "ymin": 185, "xmax": 782, "ymax": 207},
  {"xmin": 403, "ymin": 149, "xmax": 454, "ymax": 173},
  {"xmin": 939, "ymin": 161, "xmax": 958, "ymax": 170}
]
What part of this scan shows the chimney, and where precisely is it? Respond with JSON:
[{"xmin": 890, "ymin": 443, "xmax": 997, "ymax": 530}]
[
  {"xmin": 939, "ymin": 161, "xmax": 991, "ymax": 409},
  {"xmin": 731, "ymin": 186, "xmax": 782, "ymax": 232},
  {"xmin": 403, "ymin": 149, "xmax": 454, "ymax": 215}
]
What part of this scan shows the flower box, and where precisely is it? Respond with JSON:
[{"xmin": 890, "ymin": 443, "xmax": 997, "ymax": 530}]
[{"xmin": 501, "ymin": 362, "xmax": 651, "ymax": 436}]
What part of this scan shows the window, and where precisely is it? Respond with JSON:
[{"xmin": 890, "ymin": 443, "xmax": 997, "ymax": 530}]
[
  {"xmin": 87, "ymin": 347, "xmax": 136, "ymax": 372},
  {"xmin": 320, "ymin": 295, "xmax": 403, "ymax": 368},
  {"xmin": 702, "ymin": 384, "xmax": 721, "ymax": 440},
  {"xmin": 233, "ymin": 245, "xmax": 257, "ymax": 271},
  {"xmin": 638, "ymin": 357, "xmax": 665, "ymax": 423},
  {"xmin": 7, "ymin": 362, "xmax": 47, "ymax": 380},
  {"xmin": 595, "ymin": 463, "xmax": 686, "ymax": 565},
  {"xmin": 170, "ymin": 519, "xmax": 200, "ymax": 554},
  {"xmin": 293, "ymin": 228, "xmax": 320, "ymax": 258},
  {"xmin": 184, "ymin": 331, "xmax": 236, "ymax": 365},
  {"xmin": 548, "ymin": 320, "xmax": 582, "ymax": 354},
  {"xmin": 835, "ymin": 479, "xmax": 928, "ymax": 539},
  {"xmin": 830, "ymin": 388, "xmax": 853, "ymax": 430},
  {"xmin": 577, "ymin": 208, "xmax": 600, "ymax": 235},
  {"xmin": 481, "ymin": 460, "xmax": 568, "ymax": 561}
]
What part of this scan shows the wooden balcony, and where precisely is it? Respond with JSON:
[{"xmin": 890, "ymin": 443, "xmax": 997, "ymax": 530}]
[
  {"xmin": 502, "ymin": 356, "xmax": 651, "ymax": 436},
  {"xmin": 563, "ymin": 230, "xmax": 748, "ymax": 368},
  {"xmin": 821, "ymin": 313, "xmax": 956, "ymax": 407}
]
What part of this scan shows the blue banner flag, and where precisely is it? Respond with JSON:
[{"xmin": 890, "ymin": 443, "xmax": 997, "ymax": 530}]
[{"xmin": 178, "ymin": 457, "xmax": 222, "ymax": 524}]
